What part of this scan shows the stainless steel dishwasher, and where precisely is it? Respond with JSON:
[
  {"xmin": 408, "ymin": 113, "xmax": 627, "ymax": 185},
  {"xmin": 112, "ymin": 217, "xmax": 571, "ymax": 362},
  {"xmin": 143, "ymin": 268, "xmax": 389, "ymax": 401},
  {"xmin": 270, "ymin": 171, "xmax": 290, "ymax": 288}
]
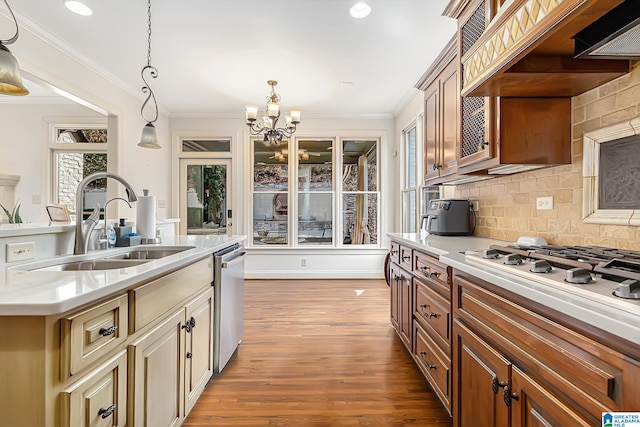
[{"xmin": 212, "ymin": 244, "xmax": 246, "ymax": 373}]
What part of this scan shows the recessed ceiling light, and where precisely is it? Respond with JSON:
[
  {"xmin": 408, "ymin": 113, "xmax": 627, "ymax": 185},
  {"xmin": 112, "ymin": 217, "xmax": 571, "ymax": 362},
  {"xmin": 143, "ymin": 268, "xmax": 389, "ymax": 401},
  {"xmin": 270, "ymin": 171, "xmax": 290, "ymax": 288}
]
[
  {"xmin": 64, "ymin": 0, "xmax": 92, "ymax": 16},
  {"xmin": 350, "ymin": 2, "xmax": 371, "ymax": 19}
]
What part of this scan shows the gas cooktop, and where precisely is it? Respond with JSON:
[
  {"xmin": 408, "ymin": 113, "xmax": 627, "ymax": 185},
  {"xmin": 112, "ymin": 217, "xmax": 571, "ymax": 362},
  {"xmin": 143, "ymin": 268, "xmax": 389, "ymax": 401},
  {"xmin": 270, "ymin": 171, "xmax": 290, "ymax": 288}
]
[{"xmin": 465, "ymin": 244, "xmax": 640, "ymax": 309}]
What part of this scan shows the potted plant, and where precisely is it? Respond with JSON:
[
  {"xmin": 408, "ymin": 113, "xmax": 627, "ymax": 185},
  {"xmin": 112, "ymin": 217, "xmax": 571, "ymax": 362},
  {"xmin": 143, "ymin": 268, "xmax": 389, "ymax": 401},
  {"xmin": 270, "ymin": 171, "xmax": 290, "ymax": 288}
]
[{"xmin": 0, "ymin": 201, "xmax": 22, "ymax": 224}]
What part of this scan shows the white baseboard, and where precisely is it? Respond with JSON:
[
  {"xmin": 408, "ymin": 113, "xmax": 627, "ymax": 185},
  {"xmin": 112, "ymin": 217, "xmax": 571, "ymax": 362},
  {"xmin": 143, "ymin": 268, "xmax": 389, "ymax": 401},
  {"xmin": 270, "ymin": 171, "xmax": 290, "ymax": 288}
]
[{"xmin": 245, "ymin": 270, "xmax": 385, "ymax": 279}]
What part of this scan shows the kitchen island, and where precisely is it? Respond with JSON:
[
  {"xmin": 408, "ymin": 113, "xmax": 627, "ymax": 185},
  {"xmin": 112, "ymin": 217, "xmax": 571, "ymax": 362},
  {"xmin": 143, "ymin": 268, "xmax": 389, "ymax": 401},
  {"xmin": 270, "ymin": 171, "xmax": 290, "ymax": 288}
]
[
  {"xmin": 0, "ymin": 234, "xmax": 245, "ymax": 427},
  {"xmin": 388, "ymin": 233, "xmax": 640, "ymax": 426}
]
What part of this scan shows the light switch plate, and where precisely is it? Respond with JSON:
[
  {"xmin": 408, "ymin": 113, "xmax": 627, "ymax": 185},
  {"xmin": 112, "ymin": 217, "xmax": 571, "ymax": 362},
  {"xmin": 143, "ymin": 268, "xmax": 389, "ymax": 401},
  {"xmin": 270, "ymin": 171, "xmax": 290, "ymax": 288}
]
[{"xmin": 6, "ymin": 242, "xmax": 36, "ymax": 262}]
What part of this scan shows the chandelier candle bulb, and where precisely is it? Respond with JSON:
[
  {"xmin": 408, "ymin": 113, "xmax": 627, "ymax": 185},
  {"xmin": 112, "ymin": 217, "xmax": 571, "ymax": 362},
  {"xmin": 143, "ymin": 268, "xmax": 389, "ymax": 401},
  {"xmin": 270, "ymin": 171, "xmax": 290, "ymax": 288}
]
[
  {"xmin": 290, "ymin": 109, "xmax": 301, "ymax": 123},
  {"xmin": 245, "ymin": 105, "xmax": 258, "ymax": 122},
  {"xmin": 267, "ymin": 101, "xmax": 279, "ymax": 118}
]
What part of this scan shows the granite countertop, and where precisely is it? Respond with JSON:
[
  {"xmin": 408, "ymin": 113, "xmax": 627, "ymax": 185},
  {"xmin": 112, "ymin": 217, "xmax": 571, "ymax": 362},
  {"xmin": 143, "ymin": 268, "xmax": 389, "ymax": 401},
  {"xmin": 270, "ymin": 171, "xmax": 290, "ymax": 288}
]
[
  {"xmin": 388, "ymin": 233, "xmax": 640, "ymax": 346},
  {"xmin": 0, "ymin": 235, "xmax": 245, "ymax": 316}
]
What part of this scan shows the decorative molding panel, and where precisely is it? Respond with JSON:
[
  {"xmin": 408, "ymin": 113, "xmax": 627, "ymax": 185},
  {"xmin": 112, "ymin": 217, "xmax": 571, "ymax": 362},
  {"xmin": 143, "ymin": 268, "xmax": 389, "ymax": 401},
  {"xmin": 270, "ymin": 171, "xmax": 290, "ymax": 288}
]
[{"xmin": 583, "ymin": 117, "xmax": 640, "ymax": 225}]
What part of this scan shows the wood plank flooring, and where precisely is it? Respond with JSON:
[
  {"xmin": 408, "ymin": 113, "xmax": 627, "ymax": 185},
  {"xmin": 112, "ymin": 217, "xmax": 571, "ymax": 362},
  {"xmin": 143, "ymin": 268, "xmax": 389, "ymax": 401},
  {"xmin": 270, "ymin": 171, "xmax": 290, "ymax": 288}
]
[{"xmin": 183, "ymin": 279, "xmax": 452, "ymax": 427}]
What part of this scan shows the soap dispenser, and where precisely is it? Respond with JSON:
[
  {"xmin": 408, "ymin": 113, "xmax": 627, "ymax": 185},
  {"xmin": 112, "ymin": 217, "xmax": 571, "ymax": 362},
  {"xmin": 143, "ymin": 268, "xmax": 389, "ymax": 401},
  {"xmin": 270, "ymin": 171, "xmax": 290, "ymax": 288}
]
[{"xmin": 107, "ymin": 223, "xmax": 117, "ymax": 248}]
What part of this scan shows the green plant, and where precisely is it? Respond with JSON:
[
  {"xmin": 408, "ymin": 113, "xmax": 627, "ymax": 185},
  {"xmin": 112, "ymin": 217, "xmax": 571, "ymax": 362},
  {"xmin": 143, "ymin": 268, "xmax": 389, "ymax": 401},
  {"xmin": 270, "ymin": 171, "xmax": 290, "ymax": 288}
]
[{"xmin": 0, "ymin": 201, "xmax": 22, "ymax": 224}]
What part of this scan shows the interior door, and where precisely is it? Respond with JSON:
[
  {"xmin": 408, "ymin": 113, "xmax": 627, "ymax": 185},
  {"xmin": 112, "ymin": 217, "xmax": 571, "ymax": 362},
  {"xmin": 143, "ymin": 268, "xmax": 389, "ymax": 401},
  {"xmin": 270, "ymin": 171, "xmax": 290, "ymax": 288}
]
[{"xmin": 179, "ymin": 159, "xmax": 232, "ymax": 235}]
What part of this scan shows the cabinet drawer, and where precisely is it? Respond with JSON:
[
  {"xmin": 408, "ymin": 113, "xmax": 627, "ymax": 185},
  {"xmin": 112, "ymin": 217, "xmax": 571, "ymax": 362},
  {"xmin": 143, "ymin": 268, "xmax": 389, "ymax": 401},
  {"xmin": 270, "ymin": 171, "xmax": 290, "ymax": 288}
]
[
  {"xmin": 399, "ymin": 245, "xmax": 413, "ymax": 271},
  {"xmin": 129, "ymin": 257, "xmax": 212, "ymax": 333},
  {"xmin": 414, "ymin": 278, "xmax": 450, "ymax": 350},
  {"xmin": 414, "ymin": 321, "xmax": 451, "ymax": 412},
  {"xmin": 61, "ymin": 294, "xmax": 128, "ymax": 379},
  {"xmin": 413, "ymin": 250, "xmax": 449, "ymax": 295},
  {"xmin": 455, "ymin": 274, "xmax": 627, "ymax": 418},
  {"xmin": 60, "ymin": 350, "xmax": 127, "ymax": 427},
  {"xmin": 390, "ymin": 241, "xmax": 400, "ymax": 264}
]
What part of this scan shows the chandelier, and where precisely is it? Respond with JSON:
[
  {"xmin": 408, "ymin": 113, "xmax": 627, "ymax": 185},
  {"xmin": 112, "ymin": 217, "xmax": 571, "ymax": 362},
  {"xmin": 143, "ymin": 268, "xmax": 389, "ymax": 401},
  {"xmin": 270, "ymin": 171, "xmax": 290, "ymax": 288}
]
[
  {"xmin": 245, "ymin": 80, "xmax": 301, "ymax": 146},
  {"xmin": 0, "ymin": 0, "xmax": 29, "ymax": 96}
]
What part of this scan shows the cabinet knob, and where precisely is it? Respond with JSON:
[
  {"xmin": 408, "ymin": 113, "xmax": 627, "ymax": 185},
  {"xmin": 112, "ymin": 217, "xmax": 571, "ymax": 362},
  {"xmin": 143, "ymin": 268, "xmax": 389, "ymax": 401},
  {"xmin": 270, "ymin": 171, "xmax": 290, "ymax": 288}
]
[
  {"xmin": 181, "ymin": 317, "xmax": 196, "ymax": 333},
  {"xmin": 433, "ymin": 163, "xmax": 442, "ymax": 170},
  {"xmin": 491, "ymin": 376, "xmax": 507, "ymax": 394},
  {"xmin": 503, "ymin": 386, "xmax": 518, "ymax": 406},
  {"xmin": 186, "ymin": 352, "xmax": 193, "ymax": 359},
  {"xmin": 478, "ymin": 141, "xmax": 489, "ymax": 150},
  {"xmin": 99, "ymin": 325, "xmax": 118, "ymax": 337},
  {"xmin": 98, "ymin": 404, "xmax": 117, "ymax": 419}
]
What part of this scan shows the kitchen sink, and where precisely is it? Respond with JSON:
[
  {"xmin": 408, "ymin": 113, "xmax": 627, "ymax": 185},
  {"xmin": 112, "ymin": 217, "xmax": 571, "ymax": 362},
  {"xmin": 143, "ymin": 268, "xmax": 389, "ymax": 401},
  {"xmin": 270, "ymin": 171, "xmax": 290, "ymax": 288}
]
[
  {"xmin": 104, "ymin": 246, "xmax": 194, "ymax": 260},
  {"xmin": 34, "ymin": 259, "xmax": 151, "ymax": 271}
]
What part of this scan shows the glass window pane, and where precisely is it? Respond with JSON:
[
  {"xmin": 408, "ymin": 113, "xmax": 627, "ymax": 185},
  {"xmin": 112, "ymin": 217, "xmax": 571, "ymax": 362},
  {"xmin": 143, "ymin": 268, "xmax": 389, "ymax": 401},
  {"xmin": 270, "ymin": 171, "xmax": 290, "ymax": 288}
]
[
  {"xmin": 56, "ymin": 129, "xmax": 107, "ymax": 144},
  {"xmin": 405, "ymin": 127, "xmax": 417, "ymax": 188},
  {"xmin": 403, "ymin": 190, "xmax": 417, "ymax": 233},
  {"xmin": 254, "ymin": 140, "xmax": 288, "ymax": 191},
  {"xmin": 342, "ymin": 193, "xmax": 377, "ymax": 245},
  {"xmin": 253, "ymin": 193, "xmax": 288, "ymax": 245},
  {"xmin": 298, "ymin": 140, "xmax": 333, "ymax": 191},
  {"xmin": 342, "ymin": 140, "xmax": 377, "ymax": 191},
  {"xmin": 55, "ymin": 151, "xmax": 107, "ymax": 217},
  {"xmin": 298, "ymin": 193, "xmax": 332, "ymax": 245},
  {"xmin": 182, "ymin": 139, "xmax": 231, "ymax": 152},
  {"xmin": 186, "ymin": 165, "xmax": 227, "ymax": 235}
]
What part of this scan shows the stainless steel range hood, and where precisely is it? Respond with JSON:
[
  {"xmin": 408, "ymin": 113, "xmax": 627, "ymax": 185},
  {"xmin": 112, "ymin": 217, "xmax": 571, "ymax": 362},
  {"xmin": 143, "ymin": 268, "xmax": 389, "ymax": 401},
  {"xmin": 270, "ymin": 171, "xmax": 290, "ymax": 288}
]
[{"xmin": 574, "ymin": 0, "xmax": 640, "ymax": 60}]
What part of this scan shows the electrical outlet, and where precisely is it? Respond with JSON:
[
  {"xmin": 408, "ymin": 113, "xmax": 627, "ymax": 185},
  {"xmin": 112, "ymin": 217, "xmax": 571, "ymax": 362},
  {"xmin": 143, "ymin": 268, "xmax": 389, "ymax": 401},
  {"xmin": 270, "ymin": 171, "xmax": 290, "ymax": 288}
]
[
  {"xmin": 301, "ymin": 258, "xmax": 307, "ymax": 267},
  {"xmin": 470, "ymin": 200, "xmax": 480, "ymax": 211},
  {"xmin": 536, "ymin": 196, "xmax": 554, "ymax": 210},
  {"xmin": 32, "ymin": 194, "xmax": 41, "ymax": 204},
  {"xmin": 6, "ymin": 242, "xmax": 36, "ymax": 262}
]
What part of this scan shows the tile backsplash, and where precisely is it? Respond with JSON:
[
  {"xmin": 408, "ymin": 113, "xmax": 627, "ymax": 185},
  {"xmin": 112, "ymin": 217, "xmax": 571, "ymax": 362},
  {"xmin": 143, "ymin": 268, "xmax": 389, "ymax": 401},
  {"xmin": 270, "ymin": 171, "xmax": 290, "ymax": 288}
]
[{"xmin": 454, "ymin": 61, "xmax": 640, "ymax": 249}]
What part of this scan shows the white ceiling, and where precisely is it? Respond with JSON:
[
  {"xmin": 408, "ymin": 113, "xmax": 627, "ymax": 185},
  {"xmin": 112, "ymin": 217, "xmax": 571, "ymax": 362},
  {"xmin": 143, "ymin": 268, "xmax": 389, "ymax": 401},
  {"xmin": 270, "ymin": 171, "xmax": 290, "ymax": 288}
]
[{"xmin": 4, "ymin": 0, "xmax": 457, "ymax": 117}]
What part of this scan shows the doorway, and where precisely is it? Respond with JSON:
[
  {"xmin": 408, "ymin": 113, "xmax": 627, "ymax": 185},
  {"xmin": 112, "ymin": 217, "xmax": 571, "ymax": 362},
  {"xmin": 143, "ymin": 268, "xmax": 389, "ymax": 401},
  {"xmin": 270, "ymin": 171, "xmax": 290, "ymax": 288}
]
[{"xmin": 179, "ymin": 159, "xmax": 231, "ymax": 235}]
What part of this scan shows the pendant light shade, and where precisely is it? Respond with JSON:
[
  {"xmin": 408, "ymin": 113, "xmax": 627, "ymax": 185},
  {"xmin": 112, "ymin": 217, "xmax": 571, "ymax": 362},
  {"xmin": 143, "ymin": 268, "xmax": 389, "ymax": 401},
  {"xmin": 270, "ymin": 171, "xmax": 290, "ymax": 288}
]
[
  {"xmin": 0, "ymin": 0, "xmax": 29, "ymax": 96},
  {"xmin": 0, "ymin": 45, "xmax": 28, "ymax": 95},
  {"xmin": 138, "ymin": 123, "xmax": 160, "ymax": 149}
]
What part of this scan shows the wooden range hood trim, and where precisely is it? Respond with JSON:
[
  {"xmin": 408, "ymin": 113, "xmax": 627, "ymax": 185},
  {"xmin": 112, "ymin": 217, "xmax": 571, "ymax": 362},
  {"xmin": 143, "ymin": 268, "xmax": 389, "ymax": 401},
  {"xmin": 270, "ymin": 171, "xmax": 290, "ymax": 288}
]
[{"xmin": 460, "ymin": 0, "xmax": 629, "ymax": 97}]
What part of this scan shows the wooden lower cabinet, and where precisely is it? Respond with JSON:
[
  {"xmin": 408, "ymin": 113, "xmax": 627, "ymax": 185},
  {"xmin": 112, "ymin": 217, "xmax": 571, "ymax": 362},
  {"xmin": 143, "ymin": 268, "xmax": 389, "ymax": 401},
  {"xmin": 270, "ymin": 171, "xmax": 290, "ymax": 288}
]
[
  {"xmin": 453, "ymin": 273, "xmax": 640, "ymax": 427},
  {"xmin": 389, "ymin": 260, "xmax": 412, "ymax": 350}
]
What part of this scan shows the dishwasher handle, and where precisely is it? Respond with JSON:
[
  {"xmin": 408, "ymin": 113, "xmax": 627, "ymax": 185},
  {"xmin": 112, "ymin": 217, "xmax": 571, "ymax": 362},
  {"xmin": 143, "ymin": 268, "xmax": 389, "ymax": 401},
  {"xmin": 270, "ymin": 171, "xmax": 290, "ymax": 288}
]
[{"xmin": 222, "ymin": 251, "xmax": 246, "ymax": 269}]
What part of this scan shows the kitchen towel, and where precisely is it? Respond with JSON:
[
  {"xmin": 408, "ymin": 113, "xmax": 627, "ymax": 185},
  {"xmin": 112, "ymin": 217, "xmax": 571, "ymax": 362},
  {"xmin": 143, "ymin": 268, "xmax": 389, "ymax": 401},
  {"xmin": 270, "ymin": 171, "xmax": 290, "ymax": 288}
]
[{"xmin": 136, "ymin": 192, "xmax": 157, "ymax": 240}]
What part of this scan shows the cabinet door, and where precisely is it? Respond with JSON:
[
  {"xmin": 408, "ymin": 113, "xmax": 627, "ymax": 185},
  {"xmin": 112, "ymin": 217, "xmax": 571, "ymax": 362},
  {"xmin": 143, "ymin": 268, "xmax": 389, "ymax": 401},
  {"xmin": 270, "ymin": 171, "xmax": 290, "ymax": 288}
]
[
  {"xmin": 390, "ymin": 262, "xmax": 401, "ymax": 329},
  {"xmin": 454, "ymin": 321, "xmax": 510, "ymax": 427},
  {"xmin": 424, "ymin": 86, "xmax": 440, "ymax": 182},
  {"xmin": 440, "ymin": 60, "xmax": 458, "ymax": 178},
  {"xmin": 184, "ymin": 289, "xmax": 214, "ymax": 416},
  {"xmin": 130, "ymin": 309, "xmax": 185, "ymax": 427},
  {"xmin": 399, "ymin": 274, "xmax": 412, "ymax": 349},
  {"xmin": 510, "ymin": 367, "xmax": 594, "ymax": 427}
]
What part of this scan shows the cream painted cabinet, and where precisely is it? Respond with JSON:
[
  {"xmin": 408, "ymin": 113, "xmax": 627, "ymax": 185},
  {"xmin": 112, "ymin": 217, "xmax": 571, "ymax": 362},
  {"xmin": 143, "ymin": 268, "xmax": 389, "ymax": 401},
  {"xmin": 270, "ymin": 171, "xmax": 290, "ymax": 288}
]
[
  {"xmin": 129, "ymin": 287, "xmax": 214, "ymax": 426},
  {"xmin": 130, "ymin": 308, "xmax": 185, "ymax": 427},
  {"xmin": 184, "ymin": 289, "xmax": 214, "ymax": 416}
]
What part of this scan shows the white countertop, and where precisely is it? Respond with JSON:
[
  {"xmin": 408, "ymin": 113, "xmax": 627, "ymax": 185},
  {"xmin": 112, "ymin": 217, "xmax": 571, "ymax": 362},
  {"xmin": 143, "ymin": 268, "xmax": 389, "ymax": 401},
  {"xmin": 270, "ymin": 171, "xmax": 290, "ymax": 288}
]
[
  {"xmin": 389, "ymin": 233, "xmax": 640, "ymax": 347},
  {"xmin": 0, "ymin": 222, "xmax": 75, "ymax": 237},
  {"xmin": 0, "ymin": 235, "xmax": 245, "ymax": 316}
]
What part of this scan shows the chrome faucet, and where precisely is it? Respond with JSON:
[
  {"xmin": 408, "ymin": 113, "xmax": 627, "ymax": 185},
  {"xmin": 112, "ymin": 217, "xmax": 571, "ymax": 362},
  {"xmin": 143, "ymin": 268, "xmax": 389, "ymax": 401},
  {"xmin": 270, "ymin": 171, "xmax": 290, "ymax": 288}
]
[{"xmin": 74, "ymin": 172, "xmax": 138, "ymax": 255}]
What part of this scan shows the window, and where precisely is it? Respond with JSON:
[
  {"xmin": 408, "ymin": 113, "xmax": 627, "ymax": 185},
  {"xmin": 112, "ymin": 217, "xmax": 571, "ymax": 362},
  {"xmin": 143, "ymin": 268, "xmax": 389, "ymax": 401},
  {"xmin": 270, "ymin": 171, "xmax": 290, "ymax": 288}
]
[
  {"xmin": 402, "ymin": 123, "xmax": 418, "ymax": 232},
  {"xmin": 251, "ymin": 137, "xmax": 379, "ymax": 247},
  {"xmin": 50, "ymin": 126, "xmax": 108, "ymax": 219}
]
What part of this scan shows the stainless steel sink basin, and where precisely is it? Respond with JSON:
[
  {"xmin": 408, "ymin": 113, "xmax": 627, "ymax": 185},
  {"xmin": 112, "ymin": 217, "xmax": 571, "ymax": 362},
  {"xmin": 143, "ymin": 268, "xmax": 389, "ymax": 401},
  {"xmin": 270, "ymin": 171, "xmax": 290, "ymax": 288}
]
[
  {"xmin": 105, "ymin": 246, "xmax": 194, "ymax": 260},
  {"xmin": 35, "ymin": 259, "xmax": 151, "ymax": 271}
]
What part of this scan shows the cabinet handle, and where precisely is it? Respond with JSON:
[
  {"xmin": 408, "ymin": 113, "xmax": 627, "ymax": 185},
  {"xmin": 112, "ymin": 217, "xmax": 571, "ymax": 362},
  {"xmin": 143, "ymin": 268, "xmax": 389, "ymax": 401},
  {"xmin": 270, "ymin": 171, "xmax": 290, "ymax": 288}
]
[
  {"xmin": 420, "ymin": 304, "xmax": 439, "ymax": 319},
  {"xmin": 182, "ymin": 317, "xmax": 196, "ymax": 333},
  {"xmin": 401, "ymin": 255, "xmax": 411, "ymax": 261},
  {"xmin": 99, "ymin": 325, "xmax": 118, "ymax": 337},
  {"xmin": 503, "ymin": 386, "xmax": 518, "ymax": 406},
  {"xmin": 98, "ymin": 404, "xmax": 117, "ymax": 419},
  {"xmin": 419, "ymin": 266, "xmax": 440, "ymax": 279},
  {"xmin": 419, "ymin": 351, "xmax": 437, "ymax": 370},
  {"xmin": 186, "ymin": 352, "xmax": 193, "ymax": 359},
  {"xmin": 491, "ymin": 376, "xmax": 507, "ymax": 394},
  {"xmin": 433, "ymin": 163, "xmax": 442, "ymax": 170},
  {"xmin": 391, "ymin": 249, "xmax": 398, "ymax": 256},
  {"xmin": 479, "ymin": 141, "xmax": 489, "ymax": 150}
]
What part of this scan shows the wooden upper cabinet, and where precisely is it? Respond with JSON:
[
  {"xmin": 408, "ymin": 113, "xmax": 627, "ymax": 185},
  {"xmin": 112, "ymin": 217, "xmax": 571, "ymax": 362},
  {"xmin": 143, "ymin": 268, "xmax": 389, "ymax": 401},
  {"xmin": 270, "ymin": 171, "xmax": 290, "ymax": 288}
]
[
  {"xmin": 417, "ymin": 36, "xmax": 459, "ymax": 185},
  {"xmin": 445, "ymin": 0, "xmax": 629, "ymax": 97}
]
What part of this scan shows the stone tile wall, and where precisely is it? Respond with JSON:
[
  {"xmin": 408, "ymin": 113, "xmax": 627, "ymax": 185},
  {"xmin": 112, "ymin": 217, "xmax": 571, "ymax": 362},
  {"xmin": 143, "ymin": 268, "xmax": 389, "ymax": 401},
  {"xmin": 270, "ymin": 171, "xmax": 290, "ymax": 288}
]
[{"xmin": 454, "ymin": 62, "xmax": 640, "ymax": 249}]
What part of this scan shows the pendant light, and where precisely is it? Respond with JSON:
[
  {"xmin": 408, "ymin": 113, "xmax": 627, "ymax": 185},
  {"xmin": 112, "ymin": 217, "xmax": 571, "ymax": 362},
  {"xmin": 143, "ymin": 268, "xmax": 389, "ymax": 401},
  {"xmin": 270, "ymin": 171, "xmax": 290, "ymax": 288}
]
[
  {"xmin": 0, "ymin": 0, "xmax": 29, "ymax": 96},
  {"xmin": 137, "ymin": 0, "xmax": 160, "ymax": 149}
]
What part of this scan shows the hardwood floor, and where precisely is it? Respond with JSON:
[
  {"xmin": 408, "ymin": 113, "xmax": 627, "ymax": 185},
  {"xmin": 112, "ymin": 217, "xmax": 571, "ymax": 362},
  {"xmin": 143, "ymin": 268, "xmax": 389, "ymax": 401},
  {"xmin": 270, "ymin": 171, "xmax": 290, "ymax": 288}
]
[{"xmin": 183, "ymin": 279, "xmax": 452, "ymax": 427}]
